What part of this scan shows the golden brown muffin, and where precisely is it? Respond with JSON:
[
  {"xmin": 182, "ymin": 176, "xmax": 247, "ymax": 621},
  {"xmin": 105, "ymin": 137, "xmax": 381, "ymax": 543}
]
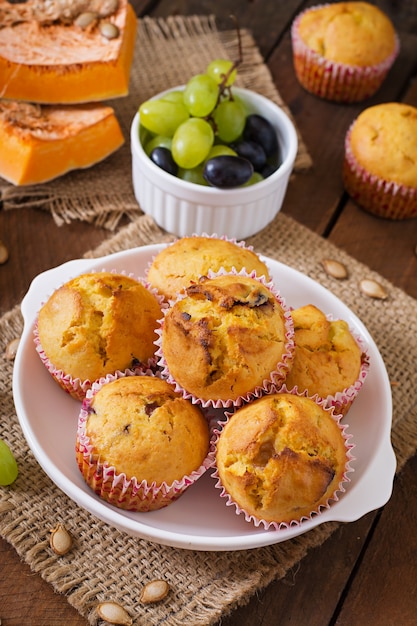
[
  {"xmin": 160, "ymin": 273, "xmax": 294, "ymax": 403},
  {"xmin": 36, "ymin": 271, "xmax": 162, "ymax": 399},
  {"xmin": 147, "ymin": 236, "xmax": 270, "ymax": 301},
  {"xmin": 291, "ymin": 2, "xmax": 399, "ymax": 102},
  {"xmin": 215, "ymin": 392, "xmax": 350, "ymax": 525},
  {"xmin": 343, "ymin": 102, "xmax": 417, "ymax": 220},
  {"xmin": 284, "ymin": 304, "xmax": 363, "ymax": 412},
  {"xmin": 76, "ymin": 375, "xmax": 210, "ymax": 511}
]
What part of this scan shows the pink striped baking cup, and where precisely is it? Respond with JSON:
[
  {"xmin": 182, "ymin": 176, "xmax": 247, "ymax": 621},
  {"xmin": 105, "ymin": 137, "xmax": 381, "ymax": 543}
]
[
  {"xmin": 212, "ymin": 388, "xmax": 355, "ymax": 531},
  {"xmin": 291, "ymin": 7, "xmax": 400, "ymax": 103},
  {"xmin": 154, "ymin": 268, "xmax": 295, "ymax": 409},
  {"xmin": 344, "ymin": 125, "xmax": 417, "ymax": 220},
  {"xmin": 76, "ymin": 371, "xmax": 216, "ymax": 512},
  {"xmin": 33, "ymin": 268, "xmax": 166, "ymax": 401},
  {"xmin": 34, "ymin": 321, "xmax": 155, "ymax": 402}
]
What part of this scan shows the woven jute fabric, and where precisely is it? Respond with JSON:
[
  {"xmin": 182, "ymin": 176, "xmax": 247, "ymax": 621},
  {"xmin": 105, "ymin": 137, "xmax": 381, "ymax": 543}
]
[
  {"xmin": 0, "ymin": 15, "xmax": 312, "ymax": 230},
  {"xmin": 1, "ymin": 212, "xmax": 417, "ymax": 626}
]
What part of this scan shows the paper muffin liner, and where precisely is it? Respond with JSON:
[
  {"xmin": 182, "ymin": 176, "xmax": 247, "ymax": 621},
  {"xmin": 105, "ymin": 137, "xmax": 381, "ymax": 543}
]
[
  {"xmin": 280, "ymin": 311, "xmax": 370, "ymax": 417},
  {"xmin": 154, "ymin": 268, "xmax": 295, "ymax": 409},
  {"xmin": 291, "ymin": 6, "xmax": 400, "ymax": 103},
  {"xmin": 211, "ymin": 387, "xmax": 356, "ymax": 531},
  {"xmin": 75, "ymin": 370, "xmax": 216, "ymax": 512},
  {"xmin": 145, "ymin": 232, "xmax": 271, "ymax": 304},
  {"xmin": 344, "ymin": 125, "xmax": 417, "ymax": 220},
  {"xmin": 33, "ymin": 268, "xmax": 166, "ymax": 401}
]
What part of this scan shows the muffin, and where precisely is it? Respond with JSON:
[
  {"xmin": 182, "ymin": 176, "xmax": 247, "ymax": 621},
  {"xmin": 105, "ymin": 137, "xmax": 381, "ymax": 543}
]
[
  {"xmin": 284, "ymin": 304, "xmax": 368, "ymax": 414},
  {"xmin": 157, "ymin": 272, "xmax": 295, "ymax": 406},
  {"xmin": 76, "ymin": 374, "xmax": 211, "ymax": 511},
  {"xmin": 291, "ymin": 2, "xmax": 399, "ymax": 102},
  {"xmin": 147, "ymin": 235, "xmax": 270, "ymax": 301},
  {"xmin": 214, "ymin": 392, "xmax": 354, "ymax": 527},
  {"xmin": 343, "ymin": 102, "xmax": 417, "ymax": 220},
  {"xmin": 35, "ymin": 271, "xmax": 163, "ymax": 401}
]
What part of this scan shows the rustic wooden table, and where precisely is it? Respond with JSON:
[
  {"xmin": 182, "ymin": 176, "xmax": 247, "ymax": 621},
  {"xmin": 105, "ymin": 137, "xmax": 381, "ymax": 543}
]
[{"xmin": 1, "ymin": 1, "xmax": 417, "ymax": 624}]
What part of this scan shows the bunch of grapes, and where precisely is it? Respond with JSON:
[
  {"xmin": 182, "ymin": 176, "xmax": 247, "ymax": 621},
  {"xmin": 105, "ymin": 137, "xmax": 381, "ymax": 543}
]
[{"xmin": 138, "ymin": 59, "xmax": 280, "ymax": 189}]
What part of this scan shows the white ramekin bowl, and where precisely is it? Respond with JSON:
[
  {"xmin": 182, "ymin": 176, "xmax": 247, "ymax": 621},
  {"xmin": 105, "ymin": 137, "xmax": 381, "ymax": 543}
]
[{"xmin": 130, "ymin": 87, "xmax": 298, "ymax": 239}]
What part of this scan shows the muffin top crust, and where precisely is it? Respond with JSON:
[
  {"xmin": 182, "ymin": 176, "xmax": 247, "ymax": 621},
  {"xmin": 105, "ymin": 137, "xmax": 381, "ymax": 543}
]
[{"xmin": 297, "ymin": 2, "xmax": 397, "ymax": 66}]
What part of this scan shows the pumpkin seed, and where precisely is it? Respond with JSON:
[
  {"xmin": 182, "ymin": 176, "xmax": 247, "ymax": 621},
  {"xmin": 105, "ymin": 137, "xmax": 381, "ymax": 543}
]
[
  {"xmin": 99, "ymin": 21, "xmax": 119, "ymax": 39},
  {"xmin": 97, "ymin": 0, "xmax": 119, "ymax": 17},
  {"xmin": 49, "ymin": 523, "xmax": 73, "ymax": 555},
  {"xmin": 0, "ymin": 241, "xmax": 8, "ymax": 264},
  {"xmin": 359, "ymin": 279, "xmax": 388, "ymax": 300},
  {"xmin": 96, "ymin": 601, "xmax": 132, "ymax": 625},
  {"xmin": 140, "ymin": 579, "xmax": 170, "ymax": 604},
  {"xmin": 5, "ymin": 338, "xmax": 20, "ymax": 360},
  {"xmin": 321, "ymin": 258, "xmax": 348, "ymax": 279},
  {"xmin": 74, "ymin": 11, "xmax": 97, "ymax": 29}
]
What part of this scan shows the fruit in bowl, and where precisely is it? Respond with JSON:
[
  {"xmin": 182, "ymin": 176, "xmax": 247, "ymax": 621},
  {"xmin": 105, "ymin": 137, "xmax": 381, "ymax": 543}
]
[{"xmin": 130, "ymin": 60, "xmax": 298, "ymax": 239}]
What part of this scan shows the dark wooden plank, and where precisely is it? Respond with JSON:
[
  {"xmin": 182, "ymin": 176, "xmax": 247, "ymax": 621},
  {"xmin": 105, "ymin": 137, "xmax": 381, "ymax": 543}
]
[
  {"xmin": 144, "ymin": 0, "xmax": 305, "ymax": 59},
  {"xmin": 335, "ymin": 455, "xmax": 417, "ymax": 625},
  {"xmin": 0, "ymin": 209, "xmax": 109, "ymax": 316},
  {"xmin": 329, "ymin": 199, "xmax": 417, "ymax": 299},
  {"xmin": 220, "ymin": 514, "xmax": 378, "ymax": 626},
  {"xmin": 0, "ymin": 539, "xmax": 86, "ymax": 625}
]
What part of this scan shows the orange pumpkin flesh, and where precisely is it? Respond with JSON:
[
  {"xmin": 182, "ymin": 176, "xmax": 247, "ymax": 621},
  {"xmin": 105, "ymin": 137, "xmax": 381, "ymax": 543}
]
[
  {"xmin": 0, "ymin": 101, "xmax": 125, "ymax": 186},
  {"xmin": 0, "ymin": 1, "xmax": 137, "ymax": 104}
]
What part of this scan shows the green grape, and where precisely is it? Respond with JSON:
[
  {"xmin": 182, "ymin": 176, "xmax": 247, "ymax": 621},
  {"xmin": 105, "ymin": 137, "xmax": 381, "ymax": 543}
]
[
  {"xmin": 160, "ymin": 90, "xmax": 185, "ymax": 104},
  {"xmin": 206, "ymin": 58, "xmax": 237, "ymax": 86},
  {"xmin": 183, "ymin": 74, "xmax": 219, "ymax": 117},
  {"xmin": 213, "ymin": 99, "xmax": 246, "ymax": 143},
  {"xmin": 144, "ymin": 134, "xmax": 172, "ymax": 157},
  {"xmin": 178, "ymin": 164, "xmax": 208, "ymax": 186},
  {"xmin": 0, "ymin": 439, "xmax": 18, "ymax": 486},
  {"xmin": 139, "ymin": 99, "xmax": 189, "ymax": 137},
  {"xmin": 243, "ymin": 171, "xmax": 264, "ymax": 186},
  {"xmin": 232, "ymin": 94, "xmax": 249, "ymax": 118},
  {"xmin": 206, "ymin": 144, "xmax": 237, "ymax": 159},
  {"xmin": 172, "ymin": 118, "xmax": 214, "ymax": 169}
]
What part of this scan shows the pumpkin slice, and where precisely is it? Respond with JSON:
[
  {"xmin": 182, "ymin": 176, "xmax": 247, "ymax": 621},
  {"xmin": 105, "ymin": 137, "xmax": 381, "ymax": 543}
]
[
  {"xmin": 0, "ymin": 0, "xmax": 137, "ymax": 104},
  {"xmin": 0, "ymin": 100, "xmax": 124, "ymax": 185}
]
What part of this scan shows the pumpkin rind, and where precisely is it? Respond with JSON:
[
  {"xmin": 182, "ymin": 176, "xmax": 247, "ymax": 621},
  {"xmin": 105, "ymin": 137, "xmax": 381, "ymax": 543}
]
[{"xmin": 0, "ymin": 101, "xmax": 125, "ymax": 185}]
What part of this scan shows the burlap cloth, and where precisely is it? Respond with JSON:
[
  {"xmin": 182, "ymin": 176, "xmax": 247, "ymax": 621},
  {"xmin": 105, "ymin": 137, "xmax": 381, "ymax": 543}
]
[
  {"xmin": 1, "ymin": 211, "xmax": 417, "ymax": 625},
  {"xmin": 0, "ymin": 15, "xmax": 312, "ymax": 229}
]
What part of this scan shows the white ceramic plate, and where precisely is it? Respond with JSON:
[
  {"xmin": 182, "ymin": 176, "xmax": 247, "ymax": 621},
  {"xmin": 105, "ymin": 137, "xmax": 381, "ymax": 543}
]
[{"xmin": 13, "ymin": 244, "xmax": 396, "ymax": 551}]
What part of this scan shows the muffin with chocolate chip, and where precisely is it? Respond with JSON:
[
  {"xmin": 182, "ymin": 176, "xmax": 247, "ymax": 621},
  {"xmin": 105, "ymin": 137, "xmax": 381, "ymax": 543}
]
[
  {"xmin": 76, "ymin": 374, "xmax": 211, "ymax": 511},
  {"xmin": 157, "ymin": 273, "xmax": 295, "ymax": 406}
]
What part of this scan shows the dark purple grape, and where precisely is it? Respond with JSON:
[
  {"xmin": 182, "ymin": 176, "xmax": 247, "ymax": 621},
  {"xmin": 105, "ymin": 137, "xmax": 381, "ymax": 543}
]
[
  {"xmin": 203, "ymin": 155, "xmax": 253, "ymax": 188},
  {"xmin": 243, "ymin": 114, "xmax": 279, "ymax": 158},
  {"xmin": 231, "ymin": 140, "xmax": 267, "ymax": 172},
  {"xmin": 150, "ymin": 147, "xmax": 178, "ymax": 176},
  {"xmin": 261, "ymin": 162, "xmax": 279, "ymax": 178}
]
